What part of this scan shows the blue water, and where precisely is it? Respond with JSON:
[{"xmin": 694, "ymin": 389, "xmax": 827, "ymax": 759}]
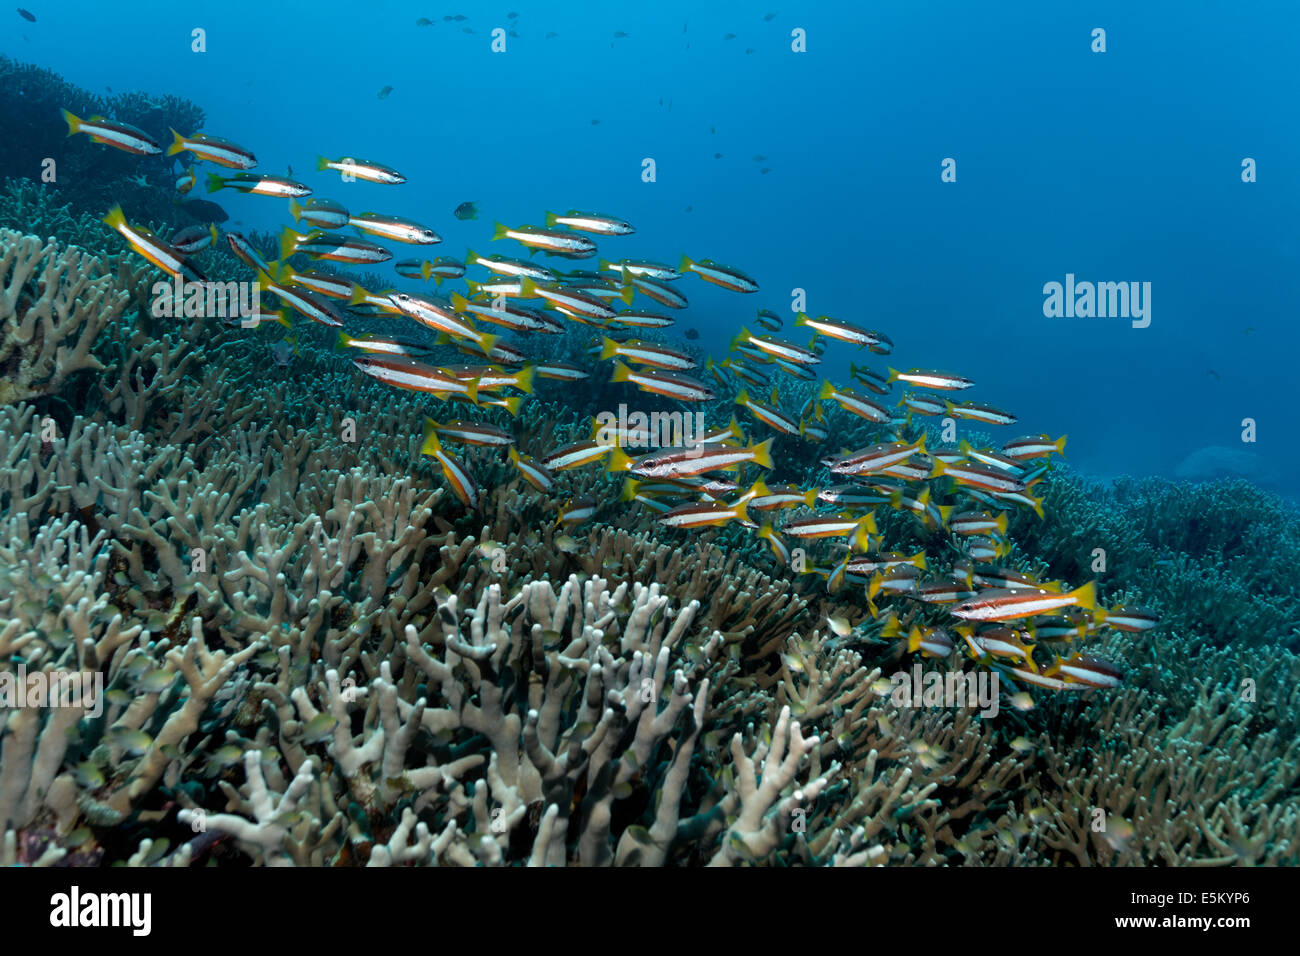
[{"xmin": 8, "ymin": 0, "xmax": 1298, "ymax": 498}]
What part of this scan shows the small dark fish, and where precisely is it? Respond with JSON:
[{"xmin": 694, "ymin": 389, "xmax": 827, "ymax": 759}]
[
  {"xmin": 378, "ymin": 85, "xmax": 393, "ymax": 99},
  {"xmin": 416, "ymin": 17, "xmax": 432, "ymax": 26},
  {"xmin": 18, "ymin": 7, "xmax": 35, "ymax": 21},
  {"xmin": 684, "ymin": 205, "xmax": 693, "ymax": 213},
  {"xmin": 614, "ymin": 30, "xmax": 629, "ymax": 38},
  {"xmin": 1207, "ymin": 369, "xmax": 1220, "ymax": 381},
  {"xmin": 453, "ymin": 201, "xmax": 478, "ymax": 221},
  {"xmin": 453, "ymin": 13, "xmax": 467, "ymax": 20},
  {"xmin": 176, "ymin": 198, "xmax": 229, "ymax": 224},
  {"xmin": 745, "ymin": 48, "xmax": 755, "ymax": 54},
  {"xmin": 508, "ymin": 11, "xmax": 518, "ymax": 17},
  {"xmin": 685, "ymin": 328, "xmax": 699, "ymax": 340},
  {"xmin": 760, "ymin": 167, "xmax": 771, "ymax": 174},
  {"xmin": 463, "ymin": 26, "xmax": 475, "ymax": 33},
  {"xmin": 754, "ymin": 154, "xmax": 766, "ymax": 161},
  {"xmin": 724, "ymin": 32, "xmax": 737, "ymax": 40},
  {"xmin": 546, "ymin": 31, "xmax": 558, "ymax": 39},
  {"xmin": 591, "ymin": 118, "xmax": 601, "ymax": 125},
  {"xmin": 509, "ymin": 29, "xmax": 518, "ymax": 37},
  {"xmin": 714, "ymin": 152, "xmax": 722, "ymax": 159},
  {"xmin": 765, "ymin": 12, "xmax": 776, "ymax": 21}
]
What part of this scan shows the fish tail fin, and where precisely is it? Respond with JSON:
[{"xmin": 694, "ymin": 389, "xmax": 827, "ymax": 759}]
[
  {"xmin": 348, "ymin": 284, "xmax": 369, "ymax": 306},
  {"xmin": 804, "ymin": 488, "xmax": 819, "ymax": 507},
  {"xmin": 492, "ymin": 221, "xmax": 509, "ymax": 240},
  {"xmin": 514, "ymin": 365, "xmax": 535, "ymax": 394},
  {"xmin": 748, "ymin": 478, "xmax": 771, "ymax": 498},
  {"xmin": 101, "ymin": 204, "xmax": 125, "ymax": 230},
  {"xmin": 915, "ymin": 433, "xmax": 928, "ymax": 455},
  {"xmin": 166, "ymin": 128, "xmax": 187, "ymax": 156},
  {"xmin": 679, "ymin": 254, "xmax": 694, "ymax": 273},
  {"xmin": 620, "ymin": 477, "xmax": 641, "ymax": 502},
  {"xmin": 996, "ymin": 512, "xmax": 1008, "ymax": 535},
  {"xmin": 278, "ymin": 228, "xmax": 302, "ymax": 262},
  {"xmin": 464, "ymin": 379, "xmax": 479, "ymax": 404},
  {"xmin": 619, "ymin": 283, "xmax": 635, "ymax": 305},
  {"xmin": 731, "ymin": 499, "xmax": 750, "ymax": 526},
  {"xmin": 600, "ymin": 336, "xmax": 619, "ymax": 360},
  {"xmin": 419, "ymin": 418, "xmax": 441, "ymax": 457},
  {"xmin": 887, "ymin": 366, "xmax": 901, "ymax": 383},
  {"xmin": 335, "ymin": 331, "xmax": 354, "ymax": 350},
  {"xmin": 1072, "ymin": 580, "xmax": 1098, "ymax": 612},
  {"xmin": 1030, "ymin": 494, "xmax": 1045, "ymax": 520},
  {"xmin": 958, "ymin": 438, "xmax": 973, "ymax": 455},
  {"xmin": 478, "ymin": 331, "xmax": 500, "ymax": 356},
  {"xmin": 729, "ymin": 416, "xmax": 743, "ymax": 439},
  {"xmin": 606, "ymin": 446, "xmax": 633, "ymax": 473},
  {"xmin": 937, "ymin": 504, "xmax": 953, "ymax": 528},
  {"xmin": 544, "ymin": 210, "xmax": 558, "ymax": 227},
  {"xmin": 911, "ymin": 549, "xmax": 927, "ymax": 570},
  {"xmin": 734, "ymin": 389, "xmax": 749, "ymax": 407},
  {"xmin": 450, "ymin": 292, "xmax": 469, "ymax": 311},
  {"xmin": 730, "ymin": 325, "xmax": 751, "ymax": 351},
  {"xmin": 817, "ymin": 379, "xmax": 834, "ymax": 401},
  {"xmin": 597, "ymin": 257, "xmax": 613, "ymax": 273},
  {"xmin": 288, "ymin": 198, "xmax": 302, "ymax": 222},
  {"xmin": 850, "ymin": 517, "xmax": 872, "ymax": 554},
  {"xmin": 206, "ymin": 172, "xmax": 225, "ymax": 194},
  {"xmin": 519, "ymin": 277, "xmax": 537, "ymax": 298},
  {"xmin": 1055, "ymin": 435, "xmax": 1068, "ymax": 455},
  {"xmin": 930, "ymin": 458, "xmax": 947, "ymax": 478},
  {"xmin": 316, "ymin": 155, "xmax": 331, "ymax": 172},
  {"xmin": 610, "ymin": 360, "xmax": 632, "ymax": 384},
  {"xmin": 907, "ymin": 625, "xmax": 924, "ymax": 654},
  {"xmin": 422, "ymin": 261, "xmax": 434, "ymax": 281},
  {"xmin": 500, "ymin": 396, "xmax": 523, "ymax": 417},
  {"xmin": 757, "ymin": 522, "xmax": 775, "ymax": 541},
  {"xmin": 751, "ymin": 437, "xmax": 774, "ymax": 469},
  {"xmin": 275, "ymin": 309, "xmax": 291, "ymax": 330},
  {"xmin": 61, "ymin": 108, "xmax": 82, "ymax": 136}
]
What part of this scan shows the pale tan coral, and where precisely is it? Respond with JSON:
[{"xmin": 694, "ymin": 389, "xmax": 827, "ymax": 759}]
[{"xmin": 0, "ymin": 227, "xmax": 128, "ymax": 405}]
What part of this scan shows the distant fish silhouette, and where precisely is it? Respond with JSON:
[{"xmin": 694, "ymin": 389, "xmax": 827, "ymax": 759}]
[
  {"xmin": 377, "ymin": 85, "xmax": 393, "ymax": 99},
  {"xmin": 453, "ymin": 201, "xmax": 478, "ymax": 221},
  {"xmin": 176, "ymin": 198, "xmax": 229, "ymax": 224},
  {"xmin": 18, "ymin": 7, "xmax": 35, "ymax": 22}
]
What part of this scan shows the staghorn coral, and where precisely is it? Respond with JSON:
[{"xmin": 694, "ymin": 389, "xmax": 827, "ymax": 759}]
[{"xmin": 0, "ymin": 227, "xmax": 130, "ymax": 405}]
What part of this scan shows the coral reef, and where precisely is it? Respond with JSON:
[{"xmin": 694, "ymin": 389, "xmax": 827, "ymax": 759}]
[
  {"xmin": 0, "ymin": 227, "xmax": 131, "ymax": 405},
  {"xmin": 0, "ymin": 61, "xmax": 1297, "ymax": 868}
]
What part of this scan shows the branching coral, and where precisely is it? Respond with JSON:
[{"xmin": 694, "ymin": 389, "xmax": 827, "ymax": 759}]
[{"xmin": 0, "ymin": 227, "xmax": 129, "ymax": 405}]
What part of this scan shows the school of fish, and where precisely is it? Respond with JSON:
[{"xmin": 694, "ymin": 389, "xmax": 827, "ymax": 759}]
[{"xmin": 72, "ymin": 106, "xmax": 1149, "ymax": 697}]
